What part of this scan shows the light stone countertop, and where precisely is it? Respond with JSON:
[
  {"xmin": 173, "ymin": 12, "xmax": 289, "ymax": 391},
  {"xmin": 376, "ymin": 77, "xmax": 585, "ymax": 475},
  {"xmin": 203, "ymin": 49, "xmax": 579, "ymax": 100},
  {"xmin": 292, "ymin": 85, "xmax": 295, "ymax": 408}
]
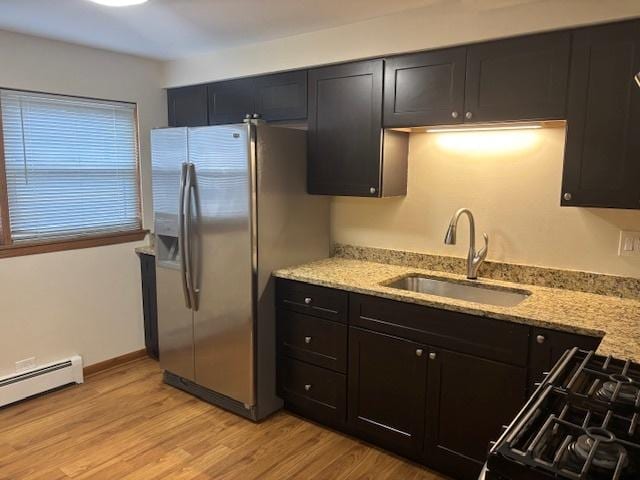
[
  {"xmin": 273, "ymin": 257, "xmax": 640, "ymax": 363},
  {"xmin": 134, "ymin": 245, "xmax": 155, "ymax": 256}
]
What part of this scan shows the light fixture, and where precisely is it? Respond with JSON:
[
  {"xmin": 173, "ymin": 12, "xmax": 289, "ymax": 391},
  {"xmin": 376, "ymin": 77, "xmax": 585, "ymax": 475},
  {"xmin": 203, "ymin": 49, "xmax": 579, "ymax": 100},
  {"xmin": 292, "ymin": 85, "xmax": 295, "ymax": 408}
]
[
  {"xmin": 88, "ymin": 0, "xmax": 148, "ymax": 6},
  {"xmin": 425, "ymin": 122, "xmax": 543, "ymax": 134}
]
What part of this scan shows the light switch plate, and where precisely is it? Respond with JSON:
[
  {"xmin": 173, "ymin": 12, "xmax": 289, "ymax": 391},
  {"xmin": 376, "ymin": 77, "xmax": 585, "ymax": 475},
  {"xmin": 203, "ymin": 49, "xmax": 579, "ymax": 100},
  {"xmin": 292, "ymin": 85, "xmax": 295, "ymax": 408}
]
[
  {"xmin": 618, "ymin": 231, "xmax": 640, "ymax": 257},
  {"xmin": 15, "ymin": 357, "xmax": 36, "ymax": 372}
]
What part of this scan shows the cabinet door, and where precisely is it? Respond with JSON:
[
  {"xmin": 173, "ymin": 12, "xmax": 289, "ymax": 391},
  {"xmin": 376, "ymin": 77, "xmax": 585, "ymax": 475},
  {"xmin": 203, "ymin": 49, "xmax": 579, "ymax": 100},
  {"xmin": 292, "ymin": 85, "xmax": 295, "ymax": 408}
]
[
  {"xmin": 308, "ymin": 60, "xmax": 383, "ymax": 196},
  {"xmin": 464, "ymin": 32, "xmax": 570, "ymax": 122},
  {"xmin": 207, "ymin": 78, "xmax": 255, "ymax": 125},
  {"xmin": 384, "ymin": 48, "xmax": 466, "ymax": 127},
  {"xmin": 424, "ymin": 349, "xmax": 527, "ymax": 480},
  {"xmin": 254, "ymin": 70, "xmax": 307, "ymax": 122},
  {"xmin": 528, "ymin": 327, "xmax": 601, "ymax": 394},
  {"xmin": 561, "ymin": 20, "xmax": 640, "ymax": 209},
  {"xmin": 167, "ymin": 85, "xmax": 208, "ymax": 127},
  {"xmin": 348, "ymin": 327, "xmax": 428, "ymax": 459},
  {"xmin": 139, "ymin": 253, "xmax": 159, "ymax": 359}
]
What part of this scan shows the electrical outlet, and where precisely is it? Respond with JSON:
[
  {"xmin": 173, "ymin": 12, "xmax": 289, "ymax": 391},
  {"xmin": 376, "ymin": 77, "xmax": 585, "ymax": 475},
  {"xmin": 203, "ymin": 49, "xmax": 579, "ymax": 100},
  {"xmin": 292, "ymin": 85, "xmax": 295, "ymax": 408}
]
[
  {"xmin": 15, "ymin": 357, "xmax": 36, "ymax": 372},
  {"xmin": 618, "ymin": 231, "xmax": 640, "ymax": 257}
]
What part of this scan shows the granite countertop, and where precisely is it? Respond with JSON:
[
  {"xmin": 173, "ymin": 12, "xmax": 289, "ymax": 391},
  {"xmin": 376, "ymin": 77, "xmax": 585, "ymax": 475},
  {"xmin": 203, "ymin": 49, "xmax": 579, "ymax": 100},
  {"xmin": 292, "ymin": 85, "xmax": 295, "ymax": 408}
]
[
  {"xmin": 134, "ymin": 245, "xmax": 155, "ymax": 256},
  {"xmin": 273, "ymin": 257, "xmax": 640, "ymax": 363}
]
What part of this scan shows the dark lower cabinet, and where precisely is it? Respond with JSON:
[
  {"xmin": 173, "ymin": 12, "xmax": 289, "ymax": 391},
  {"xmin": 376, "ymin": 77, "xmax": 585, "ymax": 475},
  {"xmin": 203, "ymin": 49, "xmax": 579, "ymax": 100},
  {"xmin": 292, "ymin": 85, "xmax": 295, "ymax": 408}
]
[
  {"xmin": 561, "ymin": 19, "xmax": 640, "ymax": 209},
  {"xmin": 424, "ymin": 349, "xmax": 527, "ymax": 480},
  {"xmin": 207, "ymin": 78, "xmax": 256, "ymax": 125},
  {"xmin": 167, "ymin": 85, "xmax": 208, "ymax": 127},
  {"xmin": 138, "ymin": 253, "xmax": 158, "ymax": 359},
  {"xmin": 279, "ymin": 357, "xmax": 347, "ymax": 428},
  {"xmin": 348, "ymin": 327, "xmax": 428, "ymax": 458},
  {"xmin": 275, "ymin": 279, "xmax": 605, "ymax": 480},
  {"xmin": 384, "ymin": 48, "xmax": 466, "ymax": 127},
  {"xmin": 464, "ymin": 31, "xmax": 570, "ymax": 122}
]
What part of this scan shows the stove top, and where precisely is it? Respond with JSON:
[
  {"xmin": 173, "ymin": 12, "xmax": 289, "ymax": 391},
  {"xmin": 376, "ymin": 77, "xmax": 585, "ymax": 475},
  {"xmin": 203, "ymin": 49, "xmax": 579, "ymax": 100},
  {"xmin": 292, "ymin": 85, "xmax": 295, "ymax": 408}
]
[{"xmin": 487, "ymin": 348, "xmax": 640, "ymax": 480}]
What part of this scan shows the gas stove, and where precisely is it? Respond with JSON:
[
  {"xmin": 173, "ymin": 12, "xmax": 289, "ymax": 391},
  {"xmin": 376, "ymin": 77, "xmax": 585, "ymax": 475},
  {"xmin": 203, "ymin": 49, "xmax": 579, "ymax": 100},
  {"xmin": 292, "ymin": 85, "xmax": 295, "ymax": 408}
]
[{"xmin": 485, "ymin": 348, "xmax": 640, "ymax": 480}]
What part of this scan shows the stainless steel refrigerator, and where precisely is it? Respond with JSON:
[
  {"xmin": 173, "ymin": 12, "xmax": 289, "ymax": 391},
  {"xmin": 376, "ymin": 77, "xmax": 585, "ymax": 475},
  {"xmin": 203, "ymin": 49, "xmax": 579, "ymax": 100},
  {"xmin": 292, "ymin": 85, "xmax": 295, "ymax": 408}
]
[{"xmin": 150, "ymin": 123, "xmax": 329, "ymax": 420}]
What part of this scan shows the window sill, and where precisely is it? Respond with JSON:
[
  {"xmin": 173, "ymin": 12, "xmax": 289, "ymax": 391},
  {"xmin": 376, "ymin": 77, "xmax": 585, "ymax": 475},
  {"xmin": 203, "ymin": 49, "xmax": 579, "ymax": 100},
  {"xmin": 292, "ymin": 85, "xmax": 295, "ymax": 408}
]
[{"xmin": 0, "ymin": 229, "xmax": 148, "ymax": 259}]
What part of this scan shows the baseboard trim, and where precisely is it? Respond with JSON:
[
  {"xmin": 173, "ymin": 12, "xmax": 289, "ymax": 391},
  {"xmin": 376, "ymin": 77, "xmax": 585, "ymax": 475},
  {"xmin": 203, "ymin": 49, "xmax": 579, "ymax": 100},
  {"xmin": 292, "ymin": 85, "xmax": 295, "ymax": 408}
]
[{"xmin": 83, "ymin": 349, "xmax": 148, "ymax": 377}]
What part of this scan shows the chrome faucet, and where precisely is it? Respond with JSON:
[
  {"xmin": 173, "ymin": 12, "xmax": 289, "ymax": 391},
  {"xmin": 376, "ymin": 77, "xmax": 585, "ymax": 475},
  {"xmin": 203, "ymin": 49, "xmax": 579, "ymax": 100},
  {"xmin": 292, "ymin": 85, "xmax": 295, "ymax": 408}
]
[{"xmin": 444, "ymin": 208, "xmax": 489, "ymax": 280}]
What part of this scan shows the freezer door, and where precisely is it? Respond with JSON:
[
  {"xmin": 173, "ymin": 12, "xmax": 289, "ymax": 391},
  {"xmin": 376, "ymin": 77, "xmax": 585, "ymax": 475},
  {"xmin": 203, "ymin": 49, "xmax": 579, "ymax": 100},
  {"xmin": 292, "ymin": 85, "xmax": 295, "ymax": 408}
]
[
  {"xmin": 151, "ymin": 128, "xmax": 195, "ymax": 381},
  {"xmin": 188, "ymin": 124, "xmax": 255, "ymax": 405}
]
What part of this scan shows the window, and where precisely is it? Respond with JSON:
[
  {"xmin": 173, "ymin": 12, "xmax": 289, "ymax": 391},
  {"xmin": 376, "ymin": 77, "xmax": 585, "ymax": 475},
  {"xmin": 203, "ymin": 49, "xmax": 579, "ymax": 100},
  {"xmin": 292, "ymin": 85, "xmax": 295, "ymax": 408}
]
[{"xmin": 0, "ymin": 89, "xmax": 144, "ymax": 257}]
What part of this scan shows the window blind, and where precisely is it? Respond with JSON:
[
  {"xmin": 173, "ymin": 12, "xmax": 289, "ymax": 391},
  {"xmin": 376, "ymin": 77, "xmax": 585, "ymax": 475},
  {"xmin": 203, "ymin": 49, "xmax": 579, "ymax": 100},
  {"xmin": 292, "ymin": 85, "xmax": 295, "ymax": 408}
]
[{"xmin": 0, "ymin": 90, "xmax": 140, "ymax": 242}]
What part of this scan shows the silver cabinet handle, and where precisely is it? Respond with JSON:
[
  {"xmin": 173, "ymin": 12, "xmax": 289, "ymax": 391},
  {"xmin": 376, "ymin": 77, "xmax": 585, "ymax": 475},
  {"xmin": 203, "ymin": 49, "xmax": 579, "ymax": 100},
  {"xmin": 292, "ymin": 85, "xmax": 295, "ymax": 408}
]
[
  {"xmin": 304, "ymin": 336, "xmax": 312, "ymax": 344},
  {"xmin": 304, "ymin": 384, "xmax": 312, "ymax": 392},
  {"xmin": 369, "ymin": 187, "xmax": 377, "ymax": 195},
  {"xmin": 415, "ymin": 349, "xmax": 423, "ymax": 357},
  {"xmin": 563, "ymin": 192, "xmax": 572, "ymax": 201},
  {"xmin": 635, "ymin": 71, "xmax": 640, "ymax": 87},
  {"xmin": 451, "ymin": 111, "xmax": 459, "ymax": 119},
  {"xmin": 429, "ymin": 352, "xmax": 437, "ymax": 360},
  {"xmin": 465, "ymin": 111, "xmax": 473, "ymax": 120},
  {"xmin": 536, "ymin": 335, "xmax": 546, "ymax": 344},
  {"xmin": 304, "ymin": 297, "xmax": 312, "ymax": 305},
  {"xmin": 178, "ymin": 162, "xmax": 191, "ymax": 309}
]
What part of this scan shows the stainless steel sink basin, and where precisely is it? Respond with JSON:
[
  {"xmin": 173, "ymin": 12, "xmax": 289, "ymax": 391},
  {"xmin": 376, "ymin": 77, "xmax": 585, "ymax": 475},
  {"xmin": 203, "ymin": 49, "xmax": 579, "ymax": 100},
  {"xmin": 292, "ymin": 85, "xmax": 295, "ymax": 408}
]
[{"xmin": 385, "ymin": 275, "xmax": 530, "ymax": 307}]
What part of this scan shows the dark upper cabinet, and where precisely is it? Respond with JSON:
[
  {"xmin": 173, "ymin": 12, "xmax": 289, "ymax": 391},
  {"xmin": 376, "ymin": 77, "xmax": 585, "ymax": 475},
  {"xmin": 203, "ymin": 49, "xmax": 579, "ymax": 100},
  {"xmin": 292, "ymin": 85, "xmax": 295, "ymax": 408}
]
[
  {"xmin": 348, "ymin": 326, "xmax": 428, "ymax": 459},
  {"xmin": 528, "ymin": 327, "xmax": 601, "ymax": 394},
  {"xmin": 561, "ymin": 20, "xmax": 640, "ymax": 209},
  {"xmin": 424, "ymin": 349, "xmax": 527, "ymax": 480},
  {"xmin": 384, "ymin": 48, "xmax": 466, "ymax": 127},
  {"xmin": 307, "ymin": 59, "xmax": 383, "ymax": 196},
  {"xmin": 464, "ymin": 32, "xmax": 570, "ymax": 123},
  {"xmin": 167, "ymin": 85, "xmax": 208, "ymax": 127},
  {"xmin": 254, "ymin": 70, "xmax": 307, "ymax": 121},
  {"xmin": 207, "ymin": 77, "xmax": 256, "ymax": 125}
]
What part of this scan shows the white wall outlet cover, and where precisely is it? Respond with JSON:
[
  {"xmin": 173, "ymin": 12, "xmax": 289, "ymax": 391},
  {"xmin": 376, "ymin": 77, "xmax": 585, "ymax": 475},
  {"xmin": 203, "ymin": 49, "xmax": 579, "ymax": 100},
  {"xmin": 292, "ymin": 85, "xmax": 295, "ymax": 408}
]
[
  {"xmin": 15, "ymin": 357, "xmax": 36, "ymax": 372},
  {"xmin": 618, "ymin": 231, "xmax": 640, "ymax": 257}
]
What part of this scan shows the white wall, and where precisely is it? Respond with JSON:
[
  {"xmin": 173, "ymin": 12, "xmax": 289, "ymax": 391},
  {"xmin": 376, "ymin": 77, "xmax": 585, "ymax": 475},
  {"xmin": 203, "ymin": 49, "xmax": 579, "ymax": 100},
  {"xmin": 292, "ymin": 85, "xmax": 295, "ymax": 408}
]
[
  {"xmin": 0, "ymin": 30, "xmax": 165, "ymax": 376},
  {"xmin": 164, "ymin": 0, "xmax": 640, "ymax": 87},
  {"xmin": 332, "ymin": 128, "xmax": 640, "ymax": 278}
]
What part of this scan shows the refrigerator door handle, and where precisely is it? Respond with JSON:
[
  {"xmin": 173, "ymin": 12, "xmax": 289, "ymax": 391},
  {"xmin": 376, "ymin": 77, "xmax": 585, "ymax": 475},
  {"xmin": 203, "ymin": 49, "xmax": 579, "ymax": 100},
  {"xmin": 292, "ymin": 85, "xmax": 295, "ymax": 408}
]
[
  {"xmin": 184, "ymin": 163, "xmax": 198, "ymax": 310},
  {"xmin": 179, "ymin": 162, "xmax": 192, "ymax": 309}
]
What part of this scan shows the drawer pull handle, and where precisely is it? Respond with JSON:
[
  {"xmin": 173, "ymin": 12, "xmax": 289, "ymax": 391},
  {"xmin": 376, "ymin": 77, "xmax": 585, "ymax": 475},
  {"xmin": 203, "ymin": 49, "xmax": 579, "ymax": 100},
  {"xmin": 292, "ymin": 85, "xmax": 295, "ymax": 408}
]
[
  {"xmin": 304, "ymin": 336, "xmax": 312, "ymax": 344},
  {"xmin": 429, "ymin": 352, "xmax": 437, "ymax": 360},
  {"xmin": 416, "ymin": 349, "xmax": 423, "ymax": 357},
  {"xmin": 536, "ymin": 335, "xmax": 546, "ymax": 344},
  {"xmin": 304, "ymin": 384, "xmax": 312, "ymax": 392},
  {"xmin": 304, "ymin": 297, "xmax": 312, "ymax": 305}
]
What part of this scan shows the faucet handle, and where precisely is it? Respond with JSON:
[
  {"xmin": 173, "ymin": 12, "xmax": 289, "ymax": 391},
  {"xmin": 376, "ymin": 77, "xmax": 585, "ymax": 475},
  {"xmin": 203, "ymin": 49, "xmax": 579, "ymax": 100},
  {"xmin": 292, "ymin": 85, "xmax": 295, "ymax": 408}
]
[{"xmin": 477, "ymin": 233, "xmax": 489, "ymax": 261}]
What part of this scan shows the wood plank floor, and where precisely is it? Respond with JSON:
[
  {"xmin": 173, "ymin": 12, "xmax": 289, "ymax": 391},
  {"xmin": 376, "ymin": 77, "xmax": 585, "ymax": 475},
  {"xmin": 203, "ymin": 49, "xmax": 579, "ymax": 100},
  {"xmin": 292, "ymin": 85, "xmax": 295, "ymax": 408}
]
[{"xmin": 0, "ymin": 357, "xmax": 448, "ymax": 479}]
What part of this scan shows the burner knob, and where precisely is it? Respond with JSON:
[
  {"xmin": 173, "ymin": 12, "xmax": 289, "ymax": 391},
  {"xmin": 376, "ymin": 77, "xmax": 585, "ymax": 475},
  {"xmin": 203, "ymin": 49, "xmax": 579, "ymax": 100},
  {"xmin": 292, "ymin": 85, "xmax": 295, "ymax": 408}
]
[{"xmin": 536, "ymin": 334, "xmax": 546, "ymax": 344}]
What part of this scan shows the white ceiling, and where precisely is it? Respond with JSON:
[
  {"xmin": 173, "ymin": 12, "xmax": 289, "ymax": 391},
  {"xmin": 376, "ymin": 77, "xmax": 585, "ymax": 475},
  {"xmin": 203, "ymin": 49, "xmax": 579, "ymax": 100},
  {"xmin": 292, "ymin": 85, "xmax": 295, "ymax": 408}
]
[
  {"xmin": 0, "ymin": 0, "xmax": 554, "ymax": 60},
  {"xmin": 0, "ymin": 0, "xmax": 456, "ymax": 60}
]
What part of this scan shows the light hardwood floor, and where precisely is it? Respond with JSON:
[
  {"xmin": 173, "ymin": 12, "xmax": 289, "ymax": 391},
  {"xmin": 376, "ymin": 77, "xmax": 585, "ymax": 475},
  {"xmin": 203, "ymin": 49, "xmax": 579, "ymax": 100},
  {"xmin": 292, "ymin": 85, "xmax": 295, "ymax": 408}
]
[{"xmin": 0, "ymin": 357, "xmax": 448, "ymax": 480}]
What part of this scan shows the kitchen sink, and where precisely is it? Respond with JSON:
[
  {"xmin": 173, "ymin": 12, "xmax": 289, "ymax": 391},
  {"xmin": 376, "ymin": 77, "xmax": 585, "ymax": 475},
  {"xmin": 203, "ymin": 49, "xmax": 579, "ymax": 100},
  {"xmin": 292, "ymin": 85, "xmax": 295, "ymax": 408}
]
[{"xmin": 385, "ymin": 275, "xmax": 530, "ymax": 307}]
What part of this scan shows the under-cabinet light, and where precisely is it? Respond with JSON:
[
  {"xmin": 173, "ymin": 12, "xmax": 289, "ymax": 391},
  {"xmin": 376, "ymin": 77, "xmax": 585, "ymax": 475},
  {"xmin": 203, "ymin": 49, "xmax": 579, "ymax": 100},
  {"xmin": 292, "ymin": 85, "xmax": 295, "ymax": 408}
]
[
  {"xmin": 88, "ymin": 0, "xmax": 148, "ymax": 6},
  {"xmin": 425, "ymin": 123, "xmax": 543, "ymax": 133}
]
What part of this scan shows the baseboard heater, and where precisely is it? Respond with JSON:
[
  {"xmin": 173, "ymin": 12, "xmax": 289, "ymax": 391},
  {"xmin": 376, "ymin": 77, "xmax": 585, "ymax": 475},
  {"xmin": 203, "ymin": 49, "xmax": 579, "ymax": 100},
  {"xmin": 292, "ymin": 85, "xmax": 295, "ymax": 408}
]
[{"xmin": 0, "ymin": 355, "xmax": 83, "ymax": 407}]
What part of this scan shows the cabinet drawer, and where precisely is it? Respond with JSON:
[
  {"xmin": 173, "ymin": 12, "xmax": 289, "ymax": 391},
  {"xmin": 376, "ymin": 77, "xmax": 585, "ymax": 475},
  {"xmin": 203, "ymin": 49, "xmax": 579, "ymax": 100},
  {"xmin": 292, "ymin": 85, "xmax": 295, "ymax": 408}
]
[
  {"xmin": 277, "ymin": 279, "xmax": 348, "ymax": 323},
  {"xmin": 350, "ymin": 293, "xmax": 529, "ymax": 366},
  {"xmin": 279, "ymin": 357, "xmax": 346, "ymax": 427},
  {"xmin": 278, "ymin": 310, "xmax": 347, "ymax": 373}
]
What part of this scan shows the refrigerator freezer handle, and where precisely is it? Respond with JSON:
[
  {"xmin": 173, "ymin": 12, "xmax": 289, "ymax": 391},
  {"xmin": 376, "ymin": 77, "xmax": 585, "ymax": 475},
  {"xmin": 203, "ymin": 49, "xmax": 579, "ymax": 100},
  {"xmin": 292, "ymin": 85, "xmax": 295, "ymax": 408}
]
[
  {"xmin": 184, "ymin": 163, "xmax": 198, "ymax": 310},
  {"xmin": 179, "ymin": 162, "xmax": 192, "ymax": 309}
]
